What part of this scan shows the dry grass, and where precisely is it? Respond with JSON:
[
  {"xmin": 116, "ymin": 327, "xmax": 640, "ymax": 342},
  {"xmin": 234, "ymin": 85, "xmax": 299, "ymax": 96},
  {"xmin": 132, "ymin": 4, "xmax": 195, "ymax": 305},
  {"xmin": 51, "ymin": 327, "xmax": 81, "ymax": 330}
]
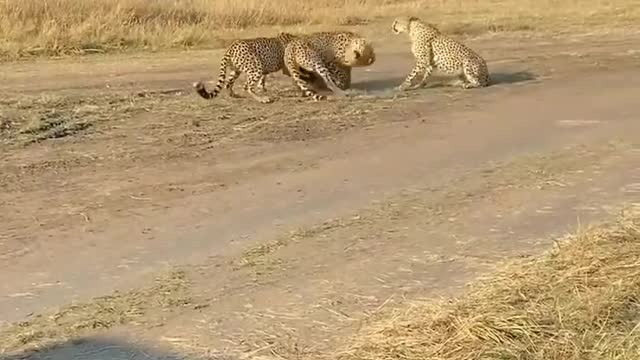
[
  {"xmin": 1, "ymin": 0, "xmax": 639, "ymax": 59},
  {"xmin": 337, "ymin": 208, "xmax": 640, "ymax": 360},
  {"xmin": 0, "ymin": 270, "xmax": 193, "ymax": 354}
]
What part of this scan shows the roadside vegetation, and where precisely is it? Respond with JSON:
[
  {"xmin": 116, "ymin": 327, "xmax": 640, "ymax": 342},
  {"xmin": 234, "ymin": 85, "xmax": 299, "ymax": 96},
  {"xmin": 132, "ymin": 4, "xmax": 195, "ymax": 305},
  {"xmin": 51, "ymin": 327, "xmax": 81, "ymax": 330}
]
[
  {"xmin": 1, "ymin": 0, "xmax": 638, "ymax": 60},
  {"xmin": 338, "ymin": 209, "xmax": 640, "ymax": 360}
]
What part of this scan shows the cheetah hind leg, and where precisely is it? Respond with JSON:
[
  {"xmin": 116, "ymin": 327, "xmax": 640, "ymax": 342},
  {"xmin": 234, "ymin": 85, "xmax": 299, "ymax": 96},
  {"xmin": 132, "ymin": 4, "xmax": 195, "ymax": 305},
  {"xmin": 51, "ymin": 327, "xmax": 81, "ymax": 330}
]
[
  {"xmin": 246, "ymin": 77, "xmax": 267, "ymax": 93},
  {"xmin": 244, "ymin": 72, "xmax": 273, "ymax": 103},
  {"xmin": 245, "ymin": 75, "xmax": 268, "ymax": 93},
  {"xmin": 257, "ymin": 75, "xmax": 268, "ymax": 93},
  {"xmin": 326, "ymin": 63, "xmax": 351, "ymax": 91},
  {"xmin": 445, "ymin": 73, "xmax": 466, "ymax": 88},
  {"xmin": 460, "ymin": 64, "xmax": 484, "ymax": 89},
  {"xmin": 461, "ymin": 77, "xmax": 484, "ymax": 89},
  {"xmin": 225, "ymin": 69, "xmax": 242, "ymax": 98}
]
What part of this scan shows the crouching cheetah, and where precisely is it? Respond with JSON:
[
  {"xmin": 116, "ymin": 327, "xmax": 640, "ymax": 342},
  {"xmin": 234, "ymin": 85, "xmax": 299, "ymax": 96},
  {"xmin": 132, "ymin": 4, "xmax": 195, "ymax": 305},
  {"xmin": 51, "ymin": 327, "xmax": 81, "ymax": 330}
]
[
  {"xmin": 391, "ymin": 16, "xmax": 490, "ymax": 90},
  {"xmin": 284, "ymin": 38, "xmax": 346, "ymax": 101},
  {"xmin": 193, "ymin": 32, "xmax": 296, "ymax": 103},
  {"xmin": 283, "ymin": 31, "xmax": 376, "ymax": 91}
]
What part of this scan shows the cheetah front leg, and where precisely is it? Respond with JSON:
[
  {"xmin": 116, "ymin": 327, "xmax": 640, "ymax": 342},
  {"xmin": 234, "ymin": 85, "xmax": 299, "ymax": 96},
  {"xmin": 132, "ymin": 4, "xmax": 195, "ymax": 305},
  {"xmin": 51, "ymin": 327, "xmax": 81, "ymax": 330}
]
[
  {"xmin": 412, "ymin": 65, "xmax": 435, "ymax": 89},
  {"xmin": 412, "ymin": 47, "xmax": 435, "ymax": 89},
  {"xmin": 329, "ymin": 63, "xmax": 351, "ymax": 90},
  {"xmin": 291, "ymin": 68, "xmax": 327, "ymax": 101},
  {"xmin": 313, "ymin": 63, "xmax": 346, "ymax": 98},
  {"xmin": 244, "ymin": 72, "xmax": 273, "ymax": 103},
  {"xmin": 341, "ymin": 66, "xmax": 352, "ymax": 90},
  {"xmin": 396, "ymin": 60, "xmax": 427, "ymax": 91}
]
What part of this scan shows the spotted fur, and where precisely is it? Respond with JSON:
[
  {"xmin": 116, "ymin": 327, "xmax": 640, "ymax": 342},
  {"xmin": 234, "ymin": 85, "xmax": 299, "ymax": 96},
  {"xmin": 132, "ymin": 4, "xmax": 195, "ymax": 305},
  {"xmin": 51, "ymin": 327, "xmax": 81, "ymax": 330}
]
[
  {"xmin": 193, "ymin": 32, "xmax": 296, "ymax": 103},
  {"xmin": 284, "ymin": 39, "xmax": 346, "ymax": 101},
  {"xmin": 392, "ymin": 17, "xmax": 490, "ymax": 90},
  {"xmin": 282, "ymin": 31, "xmax": 376, "ymax": 91}
]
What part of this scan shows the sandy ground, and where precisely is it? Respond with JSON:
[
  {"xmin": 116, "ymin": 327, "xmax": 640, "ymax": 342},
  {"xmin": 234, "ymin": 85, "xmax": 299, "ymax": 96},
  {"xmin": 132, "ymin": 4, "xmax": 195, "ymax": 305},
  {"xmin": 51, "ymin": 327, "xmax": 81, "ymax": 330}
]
[{"xmin": 1, "ymin": 30, "xmax": 640, "ymax": 359}]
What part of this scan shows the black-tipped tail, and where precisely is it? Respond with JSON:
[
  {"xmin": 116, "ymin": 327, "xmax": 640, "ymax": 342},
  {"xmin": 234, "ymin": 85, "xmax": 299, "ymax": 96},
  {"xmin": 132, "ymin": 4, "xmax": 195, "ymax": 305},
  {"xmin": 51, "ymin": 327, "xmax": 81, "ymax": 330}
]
[{"xmin": 193, "ymin": 81, "xmax": 216, "ymax": 99}]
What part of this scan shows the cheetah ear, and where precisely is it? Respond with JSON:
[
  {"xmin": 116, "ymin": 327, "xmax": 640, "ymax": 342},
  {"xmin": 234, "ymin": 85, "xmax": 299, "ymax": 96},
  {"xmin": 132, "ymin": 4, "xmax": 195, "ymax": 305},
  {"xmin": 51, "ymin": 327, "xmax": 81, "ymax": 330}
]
[
  {"xmin": 391, "ymin": 21, "xmax": 400, "ymax": 34},
  {"xmin": 408, "ymin": 16, "xmax": 419, "ymax": 22},
  {"xmin": 354, "ymin": 50, "xmax": 362, "ymax": 59}
]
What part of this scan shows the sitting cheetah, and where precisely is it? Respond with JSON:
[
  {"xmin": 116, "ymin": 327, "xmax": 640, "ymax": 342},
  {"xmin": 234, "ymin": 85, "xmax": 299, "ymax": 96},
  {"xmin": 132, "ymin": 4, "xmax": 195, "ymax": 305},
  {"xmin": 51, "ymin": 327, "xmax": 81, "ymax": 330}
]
[
  {"xmin": 283, "ymin": 38, "xmax": 347, "ymax": 101},
  {"xmin": 283, "ymin": 31, "xmax": 376, "ymax": 91},
  {"xmin": 193, "ymin": 32, "xmax": 296, "ymax": 103},
  {"xmin": 391, "ymin": 16, "xmax": 490, "ymax": 90}
]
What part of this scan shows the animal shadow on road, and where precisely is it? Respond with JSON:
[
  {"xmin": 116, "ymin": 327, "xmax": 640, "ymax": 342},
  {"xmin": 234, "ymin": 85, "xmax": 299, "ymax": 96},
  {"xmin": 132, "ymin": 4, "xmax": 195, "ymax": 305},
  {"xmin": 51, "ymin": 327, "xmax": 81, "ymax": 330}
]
[
  {"xmin": 352, "ymin": 70, "xmax": 537, "ymax": 91},
  {"xmin": 488, "ymin": 70, "xmax": 538, "ymax": 86},
  {"xmin": 0, "ymin": 336, "xmax": 212, "ymax": 360},
  {"xmin": 351, "ymin": 76, "xmax": 407, "ymax": 91}
]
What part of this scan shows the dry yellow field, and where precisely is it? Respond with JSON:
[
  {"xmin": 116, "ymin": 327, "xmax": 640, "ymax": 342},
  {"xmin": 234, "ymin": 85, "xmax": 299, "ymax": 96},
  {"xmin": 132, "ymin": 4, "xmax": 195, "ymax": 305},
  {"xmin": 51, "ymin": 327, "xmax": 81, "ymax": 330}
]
[{"xmin": 1, "ymin": 0, "xmax": 638, "ymax": 59}]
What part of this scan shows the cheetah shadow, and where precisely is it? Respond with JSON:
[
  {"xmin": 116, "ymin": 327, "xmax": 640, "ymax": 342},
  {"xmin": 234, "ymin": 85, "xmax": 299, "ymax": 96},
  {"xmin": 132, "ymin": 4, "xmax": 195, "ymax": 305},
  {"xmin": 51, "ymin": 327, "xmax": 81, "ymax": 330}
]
[
  {"xmin": 351, "ymin": 70, "xmax": 538, "ymax": 92},
  {"xmin": 0, "ymin": 336, "xmax": 212, "ymax": 360}
]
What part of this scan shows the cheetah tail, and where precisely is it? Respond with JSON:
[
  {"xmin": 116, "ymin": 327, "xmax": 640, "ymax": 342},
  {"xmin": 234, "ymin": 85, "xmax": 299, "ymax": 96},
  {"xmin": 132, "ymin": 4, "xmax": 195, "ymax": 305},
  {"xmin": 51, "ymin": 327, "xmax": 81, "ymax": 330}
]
[{"xmin": 193, "ymin": 54, "xmax": 230, "ymax": 99}]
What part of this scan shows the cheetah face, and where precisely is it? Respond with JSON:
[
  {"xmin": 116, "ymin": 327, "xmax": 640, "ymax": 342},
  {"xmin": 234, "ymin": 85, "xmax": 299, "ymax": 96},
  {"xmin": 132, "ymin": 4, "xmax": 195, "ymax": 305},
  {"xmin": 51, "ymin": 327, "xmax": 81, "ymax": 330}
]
[
  {"xmin": 344, "ymin": 39, "xmax": 376, "ymax": 67},
  {"xmin": 391, "ymin": 20, "xmax": 401, "ymax": 34},
  {"xmin": 391, "ymin": 18, "xmax": 409, "ymax": 34},
  {"xmin": 359, "ymin": 49, "xmax": 376, "ymax": 65},
  {"xmin": 352, "ymin": 49, "xmax": 375, "ymax": 66}
]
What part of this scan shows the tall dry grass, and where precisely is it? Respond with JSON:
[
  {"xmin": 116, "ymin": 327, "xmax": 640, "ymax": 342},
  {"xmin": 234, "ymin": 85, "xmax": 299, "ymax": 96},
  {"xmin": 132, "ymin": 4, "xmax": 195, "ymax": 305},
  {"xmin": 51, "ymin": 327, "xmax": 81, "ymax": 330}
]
[
  {"xmin": 1, "ymin": 0, "xmax": 638, "ymax": 60},
  {"xmin": 337, "ymin": 208, "xmax": 640, "ymax": 360}
]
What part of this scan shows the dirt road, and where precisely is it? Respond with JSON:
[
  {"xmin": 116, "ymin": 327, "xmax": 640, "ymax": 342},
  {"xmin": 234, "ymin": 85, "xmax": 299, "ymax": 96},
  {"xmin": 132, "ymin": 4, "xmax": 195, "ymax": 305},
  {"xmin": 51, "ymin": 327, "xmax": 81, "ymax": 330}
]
[{"xmin": 1, "ymin": 31, "xmax": 639, "ymax": 358}]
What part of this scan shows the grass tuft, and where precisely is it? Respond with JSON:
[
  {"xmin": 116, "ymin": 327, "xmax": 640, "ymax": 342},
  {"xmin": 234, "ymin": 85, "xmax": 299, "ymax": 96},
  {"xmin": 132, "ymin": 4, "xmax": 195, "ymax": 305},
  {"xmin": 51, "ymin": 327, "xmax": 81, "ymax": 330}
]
[
  {"xmin": 337, "ymin": 208, "xmax": 640, "ymax": 360},
  {"xmin": 0, "ymin": 270, "xmax": 192, "ymax": 354}
]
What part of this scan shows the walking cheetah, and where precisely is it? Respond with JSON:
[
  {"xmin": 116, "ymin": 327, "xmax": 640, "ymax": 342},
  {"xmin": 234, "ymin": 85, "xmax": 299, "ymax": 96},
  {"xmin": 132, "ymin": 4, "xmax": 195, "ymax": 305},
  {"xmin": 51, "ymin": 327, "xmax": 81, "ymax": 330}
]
[
  {"xmin": 283, "ymin": 31, "xmax": 376, "ymax": 91},
  {"xmin": 193, "ymin": 32, "xmax": 296, "ymax": 103},
  {"xmin": 391, "ymin": 16, "xmax": 490, "ymax": 90},
  {"xmin": 284, "ymin": 38, "xmax": 347, "ymax": 101}
]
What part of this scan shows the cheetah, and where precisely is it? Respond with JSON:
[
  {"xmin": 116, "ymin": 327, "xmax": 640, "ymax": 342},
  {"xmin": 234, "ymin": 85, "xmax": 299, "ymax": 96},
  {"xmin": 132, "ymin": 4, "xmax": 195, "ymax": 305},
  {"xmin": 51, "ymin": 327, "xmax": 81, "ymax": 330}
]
[
  {"xmin": 282, "ymin": 31, "xmax": 376, "ymax": 91},
  {"xmin": 283, "ymin": 38, "xmax": 347, "ymax": 101},
  {"xmin": 193, "ymin": 32, "xmax": 296, "ymax": 103},
  {"xmin": 391, "ymin": 16, "xmax": 490, "ymax": 90}
]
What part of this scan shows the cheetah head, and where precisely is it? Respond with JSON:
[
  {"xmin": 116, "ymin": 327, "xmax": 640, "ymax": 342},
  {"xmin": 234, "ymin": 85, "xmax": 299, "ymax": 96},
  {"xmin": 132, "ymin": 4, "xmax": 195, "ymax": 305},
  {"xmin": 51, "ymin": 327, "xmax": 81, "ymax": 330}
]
[
  {"xmin": 391, "ymin": 16, "xmax": 421, "ymax": 35},
  {"xmin": 343, "ymin": 38, "xmax": 376, "ymax": 67},
  {"xmin": 392, "ymin": 17, "xmax": 409, "ymax": 34}
]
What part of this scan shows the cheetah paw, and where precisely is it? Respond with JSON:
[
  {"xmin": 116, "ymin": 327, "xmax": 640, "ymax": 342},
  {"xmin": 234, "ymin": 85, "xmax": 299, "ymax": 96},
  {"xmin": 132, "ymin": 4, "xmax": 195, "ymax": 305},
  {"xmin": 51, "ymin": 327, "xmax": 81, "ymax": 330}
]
[{"xmin": 333, "ymin": 90, "xmax": 347, "ymax": 98}]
